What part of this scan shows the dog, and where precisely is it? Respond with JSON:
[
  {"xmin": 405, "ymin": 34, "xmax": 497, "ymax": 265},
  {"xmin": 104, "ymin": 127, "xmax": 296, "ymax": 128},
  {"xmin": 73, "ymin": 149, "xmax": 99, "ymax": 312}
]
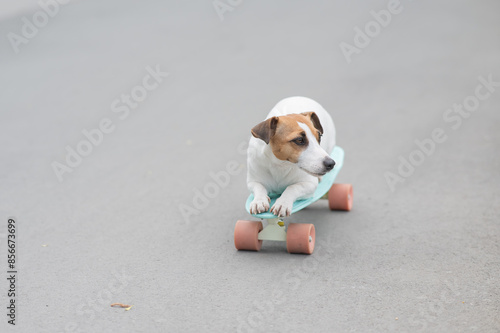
[{"xmin": 247, "ymin": 96, "xmax": 336, "ymax": 217}]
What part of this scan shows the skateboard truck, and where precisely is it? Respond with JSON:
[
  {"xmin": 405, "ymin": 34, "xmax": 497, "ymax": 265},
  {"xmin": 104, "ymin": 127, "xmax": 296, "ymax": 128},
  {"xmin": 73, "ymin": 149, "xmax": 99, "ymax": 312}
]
[{"xmin": 257, "ymin": 218, "xmax": 286, "ymax": 242}]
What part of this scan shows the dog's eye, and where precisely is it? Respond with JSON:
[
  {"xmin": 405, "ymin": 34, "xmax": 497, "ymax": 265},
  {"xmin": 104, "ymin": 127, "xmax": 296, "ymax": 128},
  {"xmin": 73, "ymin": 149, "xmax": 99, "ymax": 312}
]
[
  {"xmin": 318, "ymin": 132, "xmax": 322, "ymax": 144},
  {"xmin": 292, "ymin": 137, "xmax": 306, "ymax": 146}
]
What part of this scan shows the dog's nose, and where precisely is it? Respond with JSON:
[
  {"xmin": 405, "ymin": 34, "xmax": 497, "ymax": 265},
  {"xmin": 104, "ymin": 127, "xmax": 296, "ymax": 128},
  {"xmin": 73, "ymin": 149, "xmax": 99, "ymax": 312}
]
[{"xmin": 323, "ymin": 157, "xmax": 336, "ymax": 171}]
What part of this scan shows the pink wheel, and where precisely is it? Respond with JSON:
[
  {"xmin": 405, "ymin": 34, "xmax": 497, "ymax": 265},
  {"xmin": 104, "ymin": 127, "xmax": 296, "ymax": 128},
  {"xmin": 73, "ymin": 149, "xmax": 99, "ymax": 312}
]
[
  {"xmin": 328, "ymin": 184, "xmax": 353, "ymax": 211},
  {"xmin": 286, "ymin": 223, "xmax": 315, "ymax": 254},
  {"xmin": 234, "ymin": 220, "xmax": 263, "ymax": 251}
]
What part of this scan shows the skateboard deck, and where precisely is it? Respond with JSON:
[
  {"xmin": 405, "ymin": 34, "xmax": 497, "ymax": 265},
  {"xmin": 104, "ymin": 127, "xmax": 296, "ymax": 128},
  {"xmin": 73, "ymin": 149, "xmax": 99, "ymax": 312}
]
[{"xmin": 245, "ymin": 146, "xmax": 345, "ymax": 219}]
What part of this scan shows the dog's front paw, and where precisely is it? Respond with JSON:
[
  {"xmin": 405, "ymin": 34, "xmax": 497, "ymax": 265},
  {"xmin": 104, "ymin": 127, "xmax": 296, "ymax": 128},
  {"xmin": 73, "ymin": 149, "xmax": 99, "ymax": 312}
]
[
  {"xmin": 271, "ymin": 197, "xmax": 294, "ymax": 217},
  {"xmin": 249, "ymin": 196, "xmax": 271, "ymax": 215}
]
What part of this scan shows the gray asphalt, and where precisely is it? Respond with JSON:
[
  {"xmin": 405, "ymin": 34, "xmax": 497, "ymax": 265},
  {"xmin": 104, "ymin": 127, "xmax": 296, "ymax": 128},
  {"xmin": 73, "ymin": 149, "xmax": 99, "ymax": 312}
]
[{"xmin": 1, "ymin": 1, "xmax": 499, "ymax": 332}]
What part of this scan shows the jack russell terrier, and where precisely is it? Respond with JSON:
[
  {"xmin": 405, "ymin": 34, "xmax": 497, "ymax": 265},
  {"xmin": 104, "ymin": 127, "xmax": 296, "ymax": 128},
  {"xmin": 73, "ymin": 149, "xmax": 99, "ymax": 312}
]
[{"xmin": 247, "ymin": 96, "xmax": 336, "ymax": 217}]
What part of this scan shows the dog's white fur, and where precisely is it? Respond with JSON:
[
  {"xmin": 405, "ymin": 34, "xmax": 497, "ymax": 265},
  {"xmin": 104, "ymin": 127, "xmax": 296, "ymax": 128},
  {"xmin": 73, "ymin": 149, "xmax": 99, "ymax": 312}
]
[{"xmin": 247, "ymin": 96, "xmax": 336, "ymax": 217}]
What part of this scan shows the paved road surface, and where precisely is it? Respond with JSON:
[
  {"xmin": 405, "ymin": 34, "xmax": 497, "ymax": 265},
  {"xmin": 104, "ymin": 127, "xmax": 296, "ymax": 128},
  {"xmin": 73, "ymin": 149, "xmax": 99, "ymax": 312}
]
[{"xmin": 0, "ymin": 1, "xmax": 499, "ymax": 332}]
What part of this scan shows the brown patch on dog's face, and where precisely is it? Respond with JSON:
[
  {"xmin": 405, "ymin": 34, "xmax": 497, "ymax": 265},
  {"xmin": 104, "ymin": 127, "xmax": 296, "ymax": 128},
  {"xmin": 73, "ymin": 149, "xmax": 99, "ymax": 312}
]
[{"xmin": 269, "ymin": 113, "xmax": 322, "ymax": 163}]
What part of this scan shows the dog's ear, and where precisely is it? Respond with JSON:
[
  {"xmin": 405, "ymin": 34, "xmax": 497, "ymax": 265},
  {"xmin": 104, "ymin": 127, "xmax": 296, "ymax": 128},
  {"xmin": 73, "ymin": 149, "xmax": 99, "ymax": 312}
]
[
  {"xmin": 302, "ymin": 112, "xmax": 323, "ymax": 135},
  {"xmin": 251, "ymin": 117, "xmax": 279, "ymax": 144}
]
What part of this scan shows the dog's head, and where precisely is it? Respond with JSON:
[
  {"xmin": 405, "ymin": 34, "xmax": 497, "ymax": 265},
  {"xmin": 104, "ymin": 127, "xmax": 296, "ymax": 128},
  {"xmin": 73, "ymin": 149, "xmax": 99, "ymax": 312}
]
[{"xmin": 251, "ymin": 112, "xmax": 335, "ymax": 176}]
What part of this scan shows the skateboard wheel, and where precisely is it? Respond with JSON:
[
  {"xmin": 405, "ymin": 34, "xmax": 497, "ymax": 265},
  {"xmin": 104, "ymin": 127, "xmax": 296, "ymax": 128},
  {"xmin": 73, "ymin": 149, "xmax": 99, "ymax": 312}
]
[
  {"xmin": 328, "ymin": 184, "xmax": 353, "ymax": 211},
  {"xmin": 286, "ymin": 223, "xmax": 315, "ymax": 254},
  {"xmin": 234, "ymin": 220, "xmax": 263, "ymax": 251}
]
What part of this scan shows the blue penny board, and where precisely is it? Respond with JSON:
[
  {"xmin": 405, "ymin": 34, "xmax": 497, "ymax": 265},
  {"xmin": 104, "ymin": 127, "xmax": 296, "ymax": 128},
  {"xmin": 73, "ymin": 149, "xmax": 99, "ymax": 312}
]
[{"xmin": 245, "ymin": 146, "xmax": 345, "ymax": 219}]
